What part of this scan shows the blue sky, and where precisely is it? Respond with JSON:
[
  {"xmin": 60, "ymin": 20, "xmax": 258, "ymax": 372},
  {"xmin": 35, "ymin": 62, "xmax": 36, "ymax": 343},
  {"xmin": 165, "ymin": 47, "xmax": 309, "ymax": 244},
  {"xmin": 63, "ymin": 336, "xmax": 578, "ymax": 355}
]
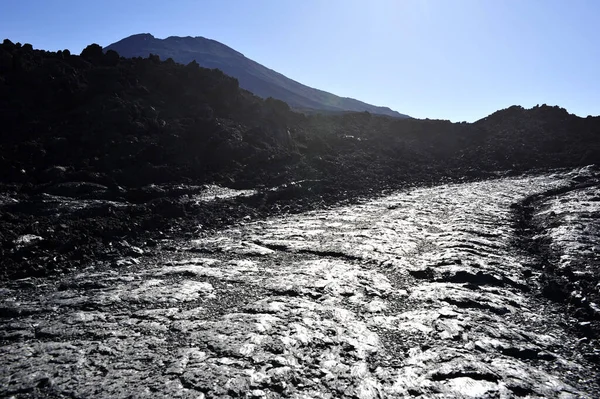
[{"xmin": 1, "ymin": 0, "xmax": 598, "ymax": 121}]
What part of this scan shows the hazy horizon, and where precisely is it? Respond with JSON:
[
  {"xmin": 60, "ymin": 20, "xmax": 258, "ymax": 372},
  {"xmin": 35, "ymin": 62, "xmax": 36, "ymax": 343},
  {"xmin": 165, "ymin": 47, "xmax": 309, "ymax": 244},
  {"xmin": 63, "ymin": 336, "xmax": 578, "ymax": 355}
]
[{"xmin": 2, "ymin": 0, "xmax": 598, "ymax": 122}]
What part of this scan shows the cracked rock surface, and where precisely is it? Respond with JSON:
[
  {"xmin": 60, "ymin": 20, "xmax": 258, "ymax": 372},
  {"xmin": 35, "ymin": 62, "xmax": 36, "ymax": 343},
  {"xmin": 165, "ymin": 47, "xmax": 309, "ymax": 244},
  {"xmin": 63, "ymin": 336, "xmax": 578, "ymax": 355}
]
[{"xmin": 2, "ymin": 170, "xmax": 599, "ymax": 398}]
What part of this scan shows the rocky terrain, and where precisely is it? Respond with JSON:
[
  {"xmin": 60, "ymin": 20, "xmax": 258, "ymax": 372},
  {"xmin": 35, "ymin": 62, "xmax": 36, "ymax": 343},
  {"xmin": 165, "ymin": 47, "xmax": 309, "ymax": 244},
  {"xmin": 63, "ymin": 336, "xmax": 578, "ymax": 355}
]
[
  {"xmin": 1, "ymin": 167, "xmax": 599, "ymax": 398},
  {"xmin": 1, "ymin": 39, "xmax": 600, "ymax": 397},
  {"xmin": 2, "ymin": 39, "xmax": 599, "ymax": 281}
]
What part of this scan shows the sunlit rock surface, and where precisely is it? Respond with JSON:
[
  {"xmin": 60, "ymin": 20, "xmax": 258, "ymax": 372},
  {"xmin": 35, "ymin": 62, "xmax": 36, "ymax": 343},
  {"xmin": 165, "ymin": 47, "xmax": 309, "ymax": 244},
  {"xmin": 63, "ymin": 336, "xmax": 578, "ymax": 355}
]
[
  {"xmin": 2, "ymin": 169, "xmax": 599, "ymax": 398},
  {"xmin": 529, "ymin": 167, "xmax": 600, "ymax": 340}
]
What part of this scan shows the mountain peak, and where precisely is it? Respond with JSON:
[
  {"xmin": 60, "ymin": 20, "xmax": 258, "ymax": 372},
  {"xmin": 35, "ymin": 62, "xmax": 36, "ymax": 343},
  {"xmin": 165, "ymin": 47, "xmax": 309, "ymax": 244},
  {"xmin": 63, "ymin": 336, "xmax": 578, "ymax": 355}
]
[
  {"xmin": 106, "ymin": 33, "xmax": 409, "ymax": 118},
  {"xmin": 127, "ymin": 33, "xmax": 155, "ymax": 41}
]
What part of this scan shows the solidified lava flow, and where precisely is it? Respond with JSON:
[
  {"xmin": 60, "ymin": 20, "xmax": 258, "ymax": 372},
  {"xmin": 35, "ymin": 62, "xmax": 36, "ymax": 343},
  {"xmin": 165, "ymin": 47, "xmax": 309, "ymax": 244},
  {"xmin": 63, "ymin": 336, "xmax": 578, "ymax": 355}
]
[{"xmin": 1, "ymin": 167, "xmax": 599, "ymax": 398}]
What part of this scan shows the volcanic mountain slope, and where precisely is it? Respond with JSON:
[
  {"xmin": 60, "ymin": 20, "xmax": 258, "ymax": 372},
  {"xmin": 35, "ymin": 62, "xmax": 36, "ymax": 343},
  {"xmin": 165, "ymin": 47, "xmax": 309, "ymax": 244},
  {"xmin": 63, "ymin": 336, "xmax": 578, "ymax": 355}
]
[{"xmin": 105, "ymin": 33, "xmax": 409, "ymax": 118}]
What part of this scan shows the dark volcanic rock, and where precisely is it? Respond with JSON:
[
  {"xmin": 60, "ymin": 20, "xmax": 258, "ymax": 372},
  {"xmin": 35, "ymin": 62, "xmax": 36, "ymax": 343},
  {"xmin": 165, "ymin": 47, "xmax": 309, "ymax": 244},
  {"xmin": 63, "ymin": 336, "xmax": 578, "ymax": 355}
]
[
  {"xmin": 1, "ymin": 40, "xmax": 599, "ymax": 196},
  {"xmin": 513, "ymin": 166, "xmax": 600, "ymax": 360},
  {"xmin": 44, "ymin": 181, "xmax": 109, "ymax": 198}
]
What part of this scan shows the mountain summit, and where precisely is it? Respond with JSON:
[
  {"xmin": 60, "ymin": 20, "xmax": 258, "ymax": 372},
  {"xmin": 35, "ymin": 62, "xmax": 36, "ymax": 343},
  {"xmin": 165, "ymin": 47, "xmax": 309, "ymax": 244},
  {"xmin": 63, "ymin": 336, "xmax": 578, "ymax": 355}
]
[{"xmin": 106, "ymin": 34, "xmax": 409, "ymax": 118}]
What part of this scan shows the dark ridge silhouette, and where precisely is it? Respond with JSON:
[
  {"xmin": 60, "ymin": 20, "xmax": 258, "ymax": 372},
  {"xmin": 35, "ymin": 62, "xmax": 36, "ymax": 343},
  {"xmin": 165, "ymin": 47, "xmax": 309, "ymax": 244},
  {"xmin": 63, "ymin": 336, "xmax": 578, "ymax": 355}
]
[
  {"xmin": 2, "ymin": 39, "xmax": 600, "ymax": 189},
  {"xmin": 1, "ymin": 40, "xmax": 600, "ymax": 189},
  {"xmin": 105, "ymin": 33, "xmax": 410, "ymax": 118}
]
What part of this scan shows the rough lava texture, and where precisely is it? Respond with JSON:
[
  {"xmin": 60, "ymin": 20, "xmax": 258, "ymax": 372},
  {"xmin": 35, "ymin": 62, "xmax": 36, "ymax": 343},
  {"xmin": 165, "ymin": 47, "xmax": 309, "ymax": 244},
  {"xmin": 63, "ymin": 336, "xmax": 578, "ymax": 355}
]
[
  {"xmin": 513, "ymin": 165, "xmax": 600, "ymax": 362},
  {"xmin": 1, "ymin": 168, "xmax": 599, "ymax": 398}
]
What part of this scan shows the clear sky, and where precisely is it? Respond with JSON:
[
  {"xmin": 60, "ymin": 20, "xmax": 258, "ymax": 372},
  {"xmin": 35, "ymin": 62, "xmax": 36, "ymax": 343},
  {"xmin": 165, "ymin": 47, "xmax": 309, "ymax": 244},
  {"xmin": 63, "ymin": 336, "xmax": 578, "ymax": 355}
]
[{"xmin": 2, "ymin": 0, "xmax": 598, "ymax": 121}]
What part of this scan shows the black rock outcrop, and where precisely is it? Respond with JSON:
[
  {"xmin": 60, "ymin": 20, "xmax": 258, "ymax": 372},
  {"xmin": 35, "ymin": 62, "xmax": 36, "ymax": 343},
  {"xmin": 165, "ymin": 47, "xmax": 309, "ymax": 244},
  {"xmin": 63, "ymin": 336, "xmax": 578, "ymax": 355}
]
[{"xmin": 1, "ymin": 41, "xmax": 599, "ymax": 191}]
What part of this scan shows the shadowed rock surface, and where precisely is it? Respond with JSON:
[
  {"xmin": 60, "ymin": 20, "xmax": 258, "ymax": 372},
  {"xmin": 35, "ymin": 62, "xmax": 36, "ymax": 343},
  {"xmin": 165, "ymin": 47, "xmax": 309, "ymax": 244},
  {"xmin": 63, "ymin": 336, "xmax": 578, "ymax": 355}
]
[
  {"xmin": 2, "ymin": 168, "xmax": 599, "ymax": 398},
  {"xmin": 513, "ymin": 166, "xmax": 600, "ymax": 361}
]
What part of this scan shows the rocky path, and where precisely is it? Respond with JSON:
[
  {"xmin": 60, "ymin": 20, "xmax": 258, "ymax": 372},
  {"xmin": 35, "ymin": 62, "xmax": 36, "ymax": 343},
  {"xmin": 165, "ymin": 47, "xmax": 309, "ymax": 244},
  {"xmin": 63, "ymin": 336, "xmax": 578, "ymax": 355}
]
[{"xmin": 1, "ymin": 170, "xmax": 599, "ymax": 398}]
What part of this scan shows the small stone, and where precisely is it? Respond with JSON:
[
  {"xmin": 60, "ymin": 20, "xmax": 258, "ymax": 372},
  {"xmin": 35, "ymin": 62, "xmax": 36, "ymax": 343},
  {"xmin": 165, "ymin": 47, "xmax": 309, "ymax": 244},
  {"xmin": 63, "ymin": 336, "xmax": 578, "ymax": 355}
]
[
  {"xmin": 128, "ymin": 246, "xmax": 145, "ymax": 256},
  {"xmin": 113, "ymin": 258, "xmax": 137, "ymax": 267},
  {"xmin": 13, "ymin": 234, "xmax": 43, "ymax": 247}
]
